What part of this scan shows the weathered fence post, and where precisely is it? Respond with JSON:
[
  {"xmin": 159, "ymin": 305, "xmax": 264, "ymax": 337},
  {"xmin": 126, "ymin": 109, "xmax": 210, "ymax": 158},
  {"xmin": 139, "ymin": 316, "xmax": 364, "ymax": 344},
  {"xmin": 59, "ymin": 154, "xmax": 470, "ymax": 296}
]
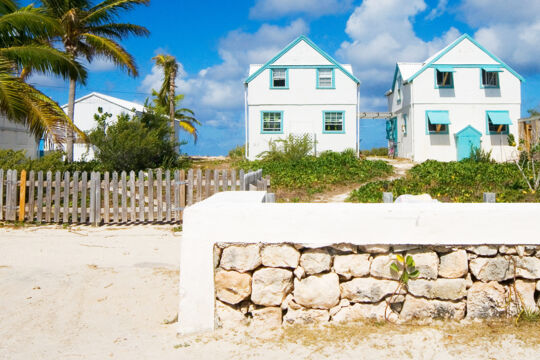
[
  {"xmin": 53, "ymin": 171, "xmax": 61, "ymax": 223},
  {"xmin": 121, "ymin": 171, "xmax": 128, "ymax": 223},
  {"xmin": 112, "ymin": 172, "xmax": 119, "ymax": 223},
  {"xmin": 45, "ymin": 171, "xmax": 52, "ymax": 222},
  {"xmin": 129, "ymin": 171, "xmax": 136, "ymax": 223},
  {"xmin": 205, "ymin": 169, "xmax": 211, "ymax": 198},
  {"xmin": 89, "ymin": 172, "xmax": 96, "ymax": 225},
  {"xmin": 95, "ymin": 171, "xmax": 101, "ymax": 225},
  {"xmin": 36, "ymin": 171, "xmax": 43, "ymax": 223},
  {"xmin": 173, "ymin": 169, "xmax": 180, "ymax": 222},
  {"xmin": 156, "ymin": 169, "xmax": 163, "ymax": 221},
  {"xmin": 196, "ymin": 168, "xmax": 202, "ymax": 203},
  {"xmin": 28, "ymin": 170, "xmax": 35, "ymax": 222},
  {"xmin": 148, "ymin": 169, "xmax": 154, "ymax": 222},
  {"xmin": 213, "ymin": 170, "xmax": 219, "ymax": 194},
  {"xmin": 165, "ymin": 169, "xmax": 171, "ymax": 222},
  {"xmin": 18, "ymin": 170, "xmax": 26, "ymax": 221},
  {"xmin": 72, "ymin": 171, "xmax": 79, "ymax": 224},
  {"xmin": 239, "ymin": 169, "xmax": 245, "ymax": 191},
  {"xmin": 63, "ymin": 171, "xmax": 70, "ymax": 223},
  {"xmin": 0, "ymin": 169, "xmax": 3, "ymax": 221},
  {"xmin": 138, "ymin": 170, "xmax": 145, "ymax": 222},
  {"xmin": 187, "ymin": 169, "xmax": 193, "ymax": 206},
  {"xmin": 383, "ymin": 192, "xmax": 393, "ymax": 203}
]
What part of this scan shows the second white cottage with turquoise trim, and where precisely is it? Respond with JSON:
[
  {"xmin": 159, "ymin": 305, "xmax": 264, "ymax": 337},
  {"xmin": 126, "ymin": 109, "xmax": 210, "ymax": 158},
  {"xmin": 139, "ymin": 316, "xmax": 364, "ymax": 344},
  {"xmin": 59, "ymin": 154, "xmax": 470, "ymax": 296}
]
[
  {"xmin": 386, "ymin": 34, "xmax": 523, "ymax": 163},
  {"xmin": 244, "ymin": 35, "xmax": 360, "ymax": 160}
]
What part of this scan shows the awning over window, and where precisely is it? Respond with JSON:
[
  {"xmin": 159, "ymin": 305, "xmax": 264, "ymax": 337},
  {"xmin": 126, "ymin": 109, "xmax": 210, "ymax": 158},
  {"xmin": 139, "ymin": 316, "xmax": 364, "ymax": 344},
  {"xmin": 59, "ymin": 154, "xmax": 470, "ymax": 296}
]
[
  {"xmin": 426, "ymin": 111, "xmax": 451, "ymax": 125},
  {"xmin": 434, "ymin": 65, "xmax": 455, "ymax": 72},
  {"xmin": 487, "ymin": 111, "xmax": 512, "ymax": 125},
  {"xmin": 482, "ymin": 66, "xmax": 503, "ymax": 72}
]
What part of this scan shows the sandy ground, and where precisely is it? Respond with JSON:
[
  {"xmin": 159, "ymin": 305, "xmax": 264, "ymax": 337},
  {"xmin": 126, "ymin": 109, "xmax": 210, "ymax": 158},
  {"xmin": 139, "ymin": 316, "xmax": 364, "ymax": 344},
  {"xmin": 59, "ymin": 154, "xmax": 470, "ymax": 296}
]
[{"xmin": 1, "ymin": 226, "xmax": 540, "ymax": 360}]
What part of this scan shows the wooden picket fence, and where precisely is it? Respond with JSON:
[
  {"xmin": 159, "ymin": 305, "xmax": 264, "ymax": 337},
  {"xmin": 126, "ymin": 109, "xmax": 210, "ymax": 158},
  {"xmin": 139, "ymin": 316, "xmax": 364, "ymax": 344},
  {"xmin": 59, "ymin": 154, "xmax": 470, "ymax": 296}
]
[{"xmin": 0, "ymin": 168, "xmax": 268, "ymax": 225}]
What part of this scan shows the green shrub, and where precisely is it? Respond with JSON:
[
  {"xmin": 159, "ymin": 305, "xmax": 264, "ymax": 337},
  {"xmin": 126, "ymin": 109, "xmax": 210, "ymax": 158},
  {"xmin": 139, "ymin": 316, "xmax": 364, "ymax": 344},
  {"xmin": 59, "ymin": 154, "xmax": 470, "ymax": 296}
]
[
  {"xmin": 236, "ymin": 149, "xmax": 393, "ymax": 194},
  {"xmin": 0, "ymin": 149, "xmax": 98, "ymax": 172},
  {"xmin": 360, "ymin": 147, "xmax": 388, "ymax": 156},
  {"xmin": 258, "ymin": 134, "xmax": 314, "ymax": 162},
  {"xmin": 348, "ymin": 160, "xmax": 540, "ymax": 203},
  {"xmin": 228, "ymin": 144, "xmax": 245, "ymax": 159}
]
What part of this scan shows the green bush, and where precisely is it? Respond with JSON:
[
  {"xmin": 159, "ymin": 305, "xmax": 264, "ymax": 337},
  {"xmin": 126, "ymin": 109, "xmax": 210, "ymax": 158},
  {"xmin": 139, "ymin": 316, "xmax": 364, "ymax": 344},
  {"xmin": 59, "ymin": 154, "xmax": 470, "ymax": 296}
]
[
  {"xmin": 237, "ymin": 148, "xmax": 393, "ymax": 195},
  {"xmin": 348, "ymin": 160, "xmax": 540, "ymax": 203},
  {"xmin": 258, "ymin": 134, "xmax": 314, "ymax": 162},
  {"xmin": 360, "ymin": 147, "xmax": 388, "ymax": 156},
  {"xmin": 228, "ymin": 144, "xmax": 245, "ymax": 159},
  {"xmin": 0, "ymin": 149, "xmax": 98, "ymax": 172}
]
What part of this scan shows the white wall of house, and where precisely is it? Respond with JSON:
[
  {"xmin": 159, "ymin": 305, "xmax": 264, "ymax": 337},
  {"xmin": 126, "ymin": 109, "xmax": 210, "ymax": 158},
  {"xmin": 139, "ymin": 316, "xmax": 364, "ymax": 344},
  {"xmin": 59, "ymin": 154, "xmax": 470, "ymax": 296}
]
[
  {"xmin": 0, "ymin": 115, "xmax": 39, "ymax": 158},
  {"xmin": 386, "ymin": 35, "xmax": 522, "ymax": 163},
  {"xmin": 245, "ymin": 36, "xmax": 359, "ymax": 160}
]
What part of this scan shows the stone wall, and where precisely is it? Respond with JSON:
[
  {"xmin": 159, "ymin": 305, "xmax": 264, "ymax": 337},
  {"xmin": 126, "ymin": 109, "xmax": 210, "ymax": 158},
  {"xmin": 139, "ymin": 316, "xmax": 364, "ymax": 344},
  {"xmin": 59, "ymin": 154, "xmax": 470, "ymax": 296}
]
[{"xmin": 213, "ymin": 243, "xmax": 540, "ymax": 328}]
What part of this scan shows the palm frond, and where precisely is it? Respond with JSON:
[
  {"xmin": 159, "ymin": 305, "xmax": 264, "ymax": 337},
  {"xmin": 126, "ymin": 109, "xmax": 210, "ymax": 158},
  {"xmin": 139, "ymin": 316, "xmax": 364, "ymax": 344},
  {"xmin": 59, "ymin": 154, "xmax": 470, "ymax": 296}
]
[
  {"xmin": 84, "ymin": 0, "xmax": 149, "ymax": 25},
  {"xmin": 86, "ymin": 23, "xmax": 149, "ymax": 39},
  {"xmin": 81, "ymin": 33, "xmax": 137, "ymax": 76},
  {"xmin": 0, "ymin": 5, "xmax": 60, "ymax": 42},
  {"xmin": 177, "ymin": 120, "xmax": 198, "ymax": 142},
  {"xmin": 0, "ymin": 45, "xmax": 87, "ymax": 82}
]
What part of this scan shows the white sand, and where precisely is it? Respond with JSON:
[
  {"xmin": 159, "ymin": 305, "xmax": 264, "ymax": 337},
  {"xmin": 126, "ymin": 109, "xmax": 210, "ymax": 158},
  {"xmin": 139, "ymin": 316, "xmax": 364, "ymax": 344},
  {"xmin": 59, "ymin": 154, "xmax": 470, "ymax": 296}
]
[{"xmin": 1, "ymin": 225, "xmax": 539, "ymax": 360}]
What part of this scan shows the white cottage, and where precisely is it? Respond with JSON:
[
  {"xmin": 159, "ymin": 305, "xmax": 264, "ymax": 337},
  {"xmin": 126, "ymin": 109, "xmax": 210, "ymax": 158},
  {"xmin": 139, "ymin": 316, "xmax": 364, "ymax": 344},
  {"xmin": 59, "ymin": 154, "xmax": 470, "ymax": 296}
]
[
  {"xmin": 386, "ymin": 34, "xmax": 523, "ymax": 162},
  {"xmin": 244, "ymin": 35, "xmax": 360, "ymax": 160},
  {"xmin": 55, "ymin": 92, "xmax": 144, "ymax": 161}
]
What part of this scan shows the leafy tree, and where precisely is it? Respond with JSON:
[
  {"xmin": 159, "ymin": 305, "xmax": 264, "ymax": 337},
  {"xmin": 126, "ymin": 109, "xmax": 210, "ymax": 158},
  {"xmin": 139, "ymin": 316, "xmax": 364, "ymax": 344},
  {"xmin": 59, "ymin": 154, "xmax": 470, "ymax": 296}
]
[
  {"xmin": 151, "ymin": 54, "xmax": 199, "ymax": 142},
  {"xmin": 87, "ymin": 107, "xmax": 188, "ymax": 171},
  {"xmin": 0, "ymin": 0, "xmax": 87, "ymax": 143},
  {"xmin": 40, "ymin": 0, "xmax": 150, "ymax": 161}
]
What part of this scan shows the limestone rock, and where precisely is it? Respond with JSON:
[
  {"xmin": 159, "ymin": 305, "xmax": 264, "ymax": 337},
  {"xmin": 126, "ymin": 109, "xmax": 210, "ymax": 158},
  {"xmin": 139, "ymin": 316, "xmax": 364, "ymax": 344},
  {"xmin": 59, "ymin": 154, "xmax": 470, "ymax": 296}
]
[
  {"xmin": 439, "ymin": 250, "xmax": 468, "ymax": 278},
  {"xmin": 281, "ymin": 293, "xmax": 295, "ymax": 310},
  {"xmin": 251, "ymin": 307, "xmax": 282, "ymax": 329},
  {"xmin": 466, "ymin": 281, "xmax": 506, "ymax": 318},
  {"xmin": 466, "ymin": 246, "xmax": 498, "ymax": 256},
  {"xmin": 294, "ymin": 273, "xmax": 340, "ymax": 309},
  {"xmin": 300, "ymin": 248, "xmax": 332, "ymax": 275},
  {"xmin": 393, "ymin": 245, "xmax": 419, "ymax": 252},
  {"xmin": 469, "ymin": 257, "xmax": 513, "ymax": 282},
  {"xmin": 499, "ymin": 245, "xmax": 517, "ymax": 255},
  {"xmin": 340, "ymin": 277, "xmax": 403, "ymax": 303},
  {"xmin": 370, "ymin": 254, "xmax": 400, "ymax": 280},
  {"xmin": 220, "ymin": 244, "xmax": 261, "ymax": 272},
  {"xmin": 215, "ymin": 269, "xmax": 252, "ymax": 305},
  {"xmin": 329, "ymin": 299, "xmax": 350, "ymax": 317},
  {"xmin": 514, "ymin": 256, "xmax": 540, "ymax": 279},
  {"xmin": 400, "ymin": 295, "xmax": 465, "ymax": 321},
  {"xmin": 330, "ymin": 243, "xmax": 358, "ymax": 254},
  {"xmin": 251, "ymin": 268, "xmax": 293, "ymax": 306},
  {"xmin": 537, "ymin": 280, "xmax": 540, "ymax": 292},
  {"xmin": 333, "ymin": 254, "xmax": 371, "ymax": 280},
  {"xmin": 359, "ymin": 245, "xmax": 390, "ymax": 253},
  {"xmin": 214, "ymin": 246, "xmax": 222, "ymax": 269},
  {"xmin": 406, "ymin": 250, "xmax": 438, "ymax": 279},
  {"xmin": 294, "ymin": 266, "xmax": 305, "ymax": 280},
  {"xmin": 283, "ymin": 308, "xmax": 329, "ymax": 325},
  {"xmin": 261, "ymin": 244, "xmax": 300, "ymax": 269},
  {"xmin": 513, "ymin": 280, "xmax": 537, "ymax": 311},
  {"xmin": 215, "ymin": 300, "xmax": 248, "ymax": 328},
  {"xmin": 465, "ymin": 273, "xmax": 473, "ymax": 289},
  {"xmin": 332, "ymin": 301, "xmax": 398, "ymax": 323},
  {"xmin": 407, "ymin": 279, "xmax": 467, "ymax": 300}
]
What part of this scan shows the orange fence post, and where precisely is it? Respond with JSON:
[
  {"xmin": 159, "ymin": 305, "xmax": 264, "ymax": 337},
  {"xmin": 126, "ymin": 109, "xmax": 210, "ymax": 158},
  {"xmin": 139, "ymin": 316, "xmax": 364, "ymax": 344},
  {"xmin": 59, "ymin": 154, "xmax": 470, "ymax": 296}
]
[{"xmin": 19, "ymin": 170, "xmax": 26, "ymax": 221}]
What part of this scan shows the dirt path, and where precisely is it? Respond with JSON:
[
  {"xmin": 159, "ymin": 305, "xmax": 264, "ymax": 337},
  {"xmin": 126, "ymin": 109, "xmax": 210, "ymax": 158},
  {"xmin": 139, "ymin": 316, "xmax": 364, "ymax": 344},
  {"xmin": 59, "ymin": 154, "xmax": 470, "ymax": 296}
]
[{"xmin": 315, "ymin": 157, "xmax": 416, "ymax": 203}]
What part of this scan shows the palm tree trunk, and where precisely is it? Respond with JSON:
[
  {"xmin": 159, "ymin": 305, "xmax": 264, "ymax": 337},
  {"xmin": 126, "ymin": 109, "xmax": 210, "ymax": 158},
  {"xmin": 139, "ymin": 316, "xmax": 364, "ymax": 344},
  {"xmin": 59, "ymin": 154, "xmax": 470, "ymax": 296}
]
[
  {"xmin": 66, "ymin": 77, "xmax": 76, "ymax": 162},
  {"xmin": 169, "ymin": 69, "xmax": 177, "ymax": 153}
]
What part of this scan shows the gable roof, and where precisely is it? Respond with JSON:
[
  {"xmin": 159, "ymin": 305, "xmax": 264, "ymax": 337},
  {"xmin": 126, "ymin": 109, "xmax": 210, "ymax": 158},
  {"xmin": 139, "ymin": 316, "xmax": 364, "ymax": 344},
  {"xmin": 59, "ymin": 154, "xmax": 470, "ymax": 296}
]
[
  {"xmin": 455, "ymin": 125, "xmax": 482, "ymax": 137},
  {"xmin": 62, "ymin": 92, "xmax": 145, "ymax": 113},
  {"xmin": 406, "ymin": 34, "xmax": 524, "ymax": 83},
  {"xmin": 244, "ymin": 35, "xmax": 360, "ymax": 85}
]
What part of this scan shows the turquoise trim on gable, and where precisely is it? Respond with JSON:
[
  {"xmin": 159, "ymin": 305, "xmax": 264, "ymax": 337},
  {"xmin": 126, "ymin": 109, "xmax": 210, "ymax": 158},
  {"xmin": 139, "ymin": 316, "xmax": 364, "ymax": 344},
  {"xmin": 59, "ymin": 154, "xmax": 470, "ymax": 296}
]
[
  {"xmin": 406, "ymin": 34, "xmax": 525, "ymax": 83},
  {"xmin": 486, "ymin": 110, "xmax": 511, "ymax": 135},
  {"xmin": 244, "ymin": 35, "xmax": 360, "ymax": 84},
  {"xmin": 270, "ymin": 65, "xmax": 335, "ymax": 69},
  {"xmin": 260, "ymin": 111, "xmax": 284, "ymax": 134},
  {"xmin": 390, "ymin": 65, "xmax": 401, "ymax": 94},
  {"xmin": 322, "ymin": 111, "xmax": 345, "ymax": 134},
  {"xmin": 316, "ymin": 68, "xmax": 335, "ymax": 89},
  {"xmin": 455, "ymin": 125, "xmax": 482, "ymax": 137},
  {"xmin": 269, "ymin": 68, "xmax": 289, "ymax": 89}
]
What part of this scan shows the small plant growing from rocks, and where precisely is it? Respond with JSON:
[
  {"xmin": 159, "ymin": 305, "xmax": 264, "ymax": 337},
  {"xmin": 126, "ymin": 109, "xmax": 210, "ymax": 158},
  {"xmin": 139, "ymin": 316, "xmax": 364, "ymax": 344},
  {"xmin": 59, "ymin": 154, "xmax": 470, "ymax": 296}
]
[{"xmin": 385, "ymin": 254, "xmax": 420, "ymax": 321}]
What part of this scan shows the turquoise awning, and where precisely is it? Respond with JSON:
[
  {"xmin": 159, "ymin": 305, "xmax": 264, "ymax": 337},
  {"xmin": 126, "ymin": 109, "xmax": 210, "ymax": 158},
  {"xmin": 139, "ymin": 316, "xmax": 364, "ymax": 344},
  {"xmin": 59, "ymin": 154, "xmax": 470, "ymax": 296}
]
[
  {"xmin": 487, "ymin": 111, "xmax": 512, "ymax": 125},
  {"xmin": 426, "ymin": 111, "xmax": 451, "ymax": 125},
  {"xmin": 482, "ymin": 66, "xmax": 503, "ymax": 72},
  {"xmin": 434, "ymin": 65, "xmax": 455, "ymax": 72}
]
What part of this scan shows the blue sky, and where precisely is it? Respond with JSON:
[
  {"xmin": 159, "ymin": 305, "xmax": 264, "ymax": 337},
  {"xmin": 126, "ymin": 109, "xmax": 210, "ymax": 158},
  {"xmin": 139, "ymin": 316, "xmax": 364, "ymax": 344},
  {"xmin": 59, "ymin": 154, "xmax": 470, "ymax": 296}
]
[{"xmin": 29, "ymin": 0, "xmax": 540, "ymax": 155}]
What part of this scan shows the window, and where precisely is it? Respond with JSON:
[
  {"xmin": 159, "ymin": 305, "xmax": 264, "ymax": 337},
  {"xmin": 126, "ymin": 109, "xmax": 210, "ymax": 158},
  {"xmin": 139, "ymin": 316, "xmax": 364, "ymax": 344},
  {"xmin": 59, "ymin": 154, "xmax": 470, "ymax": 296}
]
[
  {"xmin": 317, "ymin": 68, "xmax": 334, "ymax": 88},
  {"xmin": 261, "ymin": 111, "xmax": 283, "ymax": 133},
  {"xmin": 271, "ymin": 68, "xmax": 288, "ymax": 88},
  {"xmin": 323, "ymin": 111, "xmax": 344, "ymax": 133},
  {"xmin": 482, "ymin": 69, "xmax": 499, "ymax": 88},
  {"xmin": 402, "ymin": 114, "xmax": 408, "ymax": 136},
  {"xmin": 486, "ymin": 111, "xmax": 511, "ymax": 135},
  {"xmin": 426, "ymin": 110, "xmax": 450, "ymax": 134},
  {"xmin": 396, "ymin": 75, "xmax": 402, "ymax": 103},
  {"xmin": 435, "ymin": 69, "xmax": 453, "ymax": 88}
]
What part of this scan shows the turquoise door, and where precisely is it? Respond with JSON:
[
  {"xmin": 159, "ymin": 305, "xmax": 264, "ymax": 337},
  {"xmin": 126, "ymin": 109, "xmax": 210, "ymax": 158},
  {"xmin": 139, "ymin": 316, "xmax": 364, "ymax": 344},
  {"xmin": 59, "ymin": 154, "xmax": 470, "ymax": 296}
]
[
  {"xmin": 455, "ymin": 126, "xmax": 482, "ymax": 161},
  {"xmin": 385, "ymin": 118, "xmax": 398, "ymax": 157}
]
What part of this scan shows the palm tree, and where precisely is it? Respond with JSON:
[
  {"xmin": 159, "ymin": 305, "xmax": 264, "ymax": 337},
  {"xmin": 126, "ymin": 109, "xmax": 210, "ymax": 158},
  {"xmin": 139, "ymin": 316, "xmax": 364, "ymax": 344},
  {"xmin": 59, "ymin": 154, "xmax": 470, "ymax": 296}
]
[
  {"xmin": 41, "ymin": 0, "xmax": 150, "ymax": 162},
  {"xmin": 150, "ymin": 89, "xmax": 200, "ymax": 142},
  {"xmin": 0, "ymin": 0, "xmax": 87, "ymax": 143},
  {"xmin": 152, "ymin": 54, "xmax": 200, "ymax": 145}
]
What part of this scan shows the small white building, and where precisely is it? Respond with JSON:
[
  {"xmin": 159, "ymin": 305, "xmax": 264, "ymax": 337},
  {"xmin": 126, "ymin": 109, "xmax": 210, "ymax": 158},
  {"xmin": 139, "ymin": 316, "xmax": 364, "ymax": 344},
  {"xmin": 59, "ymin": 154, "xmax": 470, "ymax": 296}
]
[
  {"xmin": 386, "ymin": 34, "xmax": 523, "ymax": 162},
  {"xmin": 244, "ymin": 35, "xmax": 360, "ymax": 160},
  {"xmin": 57, "ymin": 92, "xmax": 144, "ymax": 161},
  {"xmin": 0, "ymin": 115, "xmax": 40, "ymax": 158}
]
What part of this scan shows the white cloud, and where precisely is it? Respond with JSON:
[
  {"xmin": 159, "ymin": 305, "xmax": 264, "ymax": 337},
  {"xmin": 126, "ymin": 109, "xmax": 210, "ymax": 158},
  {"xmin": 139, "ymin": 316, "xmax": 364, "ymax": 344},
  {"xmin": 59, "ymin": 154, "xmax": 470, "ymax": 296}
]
[
  {"xmin": 82, "ymin": 56, "xmax": 117, "ymax": 72},
  {"xmin": 249, "ymin": 0, "xmax": 352, "ymax": 19},
  {"xmin": 458, "ymin": 0, "xmax": 540, "ymax": 74},
  {"xmin": 138, "ymin": 20, "xmax": 309, "ymax": 128},
  {"xmin": 425, "ymin": 0, "xmax": 447, "ymax": 20},
  {"xmin": 338, "ymin": 0, "xmax": 460, "ymax": 110}
]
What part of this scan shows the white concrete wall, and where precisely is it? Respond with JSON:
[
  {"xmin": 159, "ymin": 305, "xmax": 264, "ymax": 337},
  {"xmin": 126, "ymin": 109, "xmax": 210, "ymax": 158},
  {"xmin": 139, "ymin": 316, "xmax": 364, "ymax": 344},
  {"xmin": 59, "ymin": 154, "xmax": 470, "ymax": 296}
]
[
  {"xmin": 178, "ymin": 191, "xmax": 540, "ymax": 334},
  {"xmin": 246, "ymin": 39, "xmax": 358, "ymax": 160},
  {"xmin": 0, "ymin": 115, "xmax": 39, "ymax": 158}
]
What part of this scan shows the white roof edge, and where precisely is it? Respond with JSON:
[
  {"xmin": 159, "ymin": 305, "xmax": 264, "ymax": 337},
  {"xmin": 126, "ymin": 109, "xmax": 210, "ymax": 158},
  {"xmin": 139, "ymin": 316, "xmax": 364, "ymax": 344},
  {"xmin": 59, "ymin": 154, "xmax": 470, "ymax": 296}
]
[{"xmin": 61, "ymin": 92, "xmax": 144, "ymax": 112}]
